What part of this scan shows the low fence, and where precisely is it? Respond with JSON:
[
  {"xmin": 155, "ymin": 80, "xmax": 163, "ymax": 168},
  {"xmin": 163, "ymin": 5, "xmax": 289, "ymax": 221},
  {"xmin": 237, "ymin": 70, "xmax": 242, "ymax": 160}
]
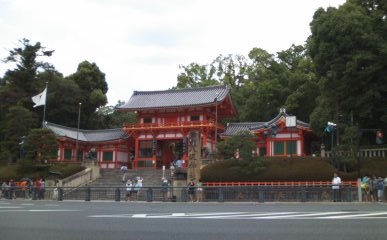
[
  {"xmin": 323, "ymin": 148, "xmax": 387, "ymax": 158},
  {"xmin": 1, "ymin": 183, "xmax": 360, "ymax": 203}
]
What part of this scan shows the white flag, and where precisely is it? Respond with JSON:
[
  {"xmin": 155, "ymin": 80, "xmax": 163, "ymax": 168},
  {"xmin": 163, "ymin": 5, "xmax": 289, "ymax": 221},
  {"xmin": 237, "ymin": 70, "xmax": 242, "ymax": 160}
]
[{"xmin": 32, "ymin": 88, "xmax": 47, "ymax": 108}]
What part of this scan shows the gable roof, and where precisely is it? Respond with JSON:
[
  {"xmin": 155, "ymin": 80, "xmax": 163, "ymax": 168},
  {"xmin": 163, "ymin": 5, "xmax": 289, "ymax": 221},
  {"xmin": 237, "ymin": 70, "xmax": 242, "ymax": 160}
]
[
  {"xmin": 222, "ymin": 122, "xmax": 265, "ymax": 136},
  {"xmin": 249, "ymin": 108, "xmax": 310, "ymax": 131},
  {"xmin": 223, "ymin": 108, "xmax": 310, "ymax": 136},
  {"xmin": 116, "ymin": 85, "xmax": 231, "ymax": 111},
  {"xmin": 45, "ymin": 122, "xmax": 129, "ymax": 142}
]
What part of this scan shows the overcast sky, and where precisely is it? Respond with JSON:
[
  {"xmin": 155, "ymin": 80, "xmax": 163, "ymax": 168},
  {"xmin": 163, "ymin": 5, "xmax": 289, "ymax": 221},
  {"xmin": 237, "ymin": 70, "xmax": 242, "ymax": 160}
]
[{"xmin": 0, "ymin": 0, "xmax": 345, "ymax": 105}]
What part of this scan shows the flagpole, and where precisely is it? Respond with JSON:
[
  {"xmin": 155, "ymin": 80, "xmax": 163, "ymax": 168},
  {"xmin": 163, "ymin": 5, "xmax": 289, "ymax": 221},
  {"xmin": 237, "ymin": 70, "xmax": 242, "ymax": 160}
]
[{"xmin": 42, "ymin": 82, "xmax": 48, "ymax": 128}]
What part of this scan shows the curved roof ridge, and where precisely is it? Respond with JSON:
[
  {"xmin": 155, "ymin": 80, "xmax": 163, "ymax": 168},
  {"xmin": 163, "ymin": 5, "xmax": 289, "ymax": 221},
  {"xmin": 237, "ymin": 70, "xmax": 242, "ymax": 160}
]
[
  {"xmin": 117, "ymin": 85, "xmax": 231, "ymax": 110},
  {"xmin": 133, "ymin": 84, "xmax": 227, "ymax": 95},
  {"xmin": 45, "ymin": 122, "xmax": 129, "ymax": 142}
]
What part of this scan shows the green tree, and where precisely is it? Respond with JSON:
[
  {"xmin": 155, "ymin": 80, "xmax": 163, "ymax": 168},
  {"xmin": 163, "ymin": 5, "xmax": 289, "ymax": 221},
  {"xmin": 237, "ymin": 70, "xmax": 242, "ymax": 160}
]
[
  {"xmin": 0, "ymin": 39, "xmax": 54, "ymax": 164},
  {"xmin": 308, "ymin": 1, "xmax": 387, "ymax": 135},
  {"xmin": 217, "ymin": 131, "xmax": 256, "ymax": 161},
  {"xmin": 176, "ymin": 62, "xmax": 219, "ymax": 89},
  {"xmin": 0, "ymin": 106, "xmax": 37, "ymax": 164},
  {"xmin": 24, "ymin": 128, "xmax": 58, "ymax": 164},
  {"xmin": 1, "ymin": 38, "xmax": 54, "ymax": 107},
  {"xmin": 278, "ymin": 45, "xmax": 319, "ymax": 121},
  {"xmin": 175, "ymin": 46, "xmax": 318, "ymax": 124},
  {"xmin": 66, "ymin": 61, "xmax": 108, "ymax": 128},
  {"xmin": 89, "ymin": 101, "xmax": 138, "ymax": 129},
  {"xmin": 45, "ymin": 77, "xmax": 83, "ymax": 127}
]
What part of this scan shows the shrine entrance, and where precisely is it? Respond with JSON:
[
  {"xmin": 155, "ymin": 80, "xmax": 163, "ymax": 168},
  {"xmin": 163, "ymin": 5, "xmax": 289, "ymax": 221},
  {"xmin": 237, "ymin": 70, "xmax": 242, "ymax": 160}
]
[{"xmin": 160, "ymin": 140, "xmax": 181, "ymax": 168}]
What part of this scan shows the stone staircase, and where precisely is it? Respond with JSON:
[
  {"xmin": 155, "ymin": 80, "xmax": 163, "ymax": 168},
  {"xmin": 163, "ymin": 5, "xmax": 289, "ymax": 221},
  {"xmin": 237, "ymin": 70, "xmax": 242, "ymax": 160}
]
[{"xmin": 86, "ymin": 168, "xmax": 168, "ymax": 187}]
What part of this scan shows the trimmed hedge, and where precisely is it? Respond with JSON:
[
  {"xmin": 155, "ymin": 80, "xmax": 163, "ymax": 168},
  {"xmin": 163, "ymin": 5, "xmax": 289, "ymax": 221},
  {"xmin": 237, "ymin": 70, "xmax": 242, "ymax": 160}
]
[
  {"xmin": 201, "ymin": 156, "xmax": 387, "ymax": 182},
  {"xmin": 0, "ymin": 163, "xmax": 86, "ymax": 182}
]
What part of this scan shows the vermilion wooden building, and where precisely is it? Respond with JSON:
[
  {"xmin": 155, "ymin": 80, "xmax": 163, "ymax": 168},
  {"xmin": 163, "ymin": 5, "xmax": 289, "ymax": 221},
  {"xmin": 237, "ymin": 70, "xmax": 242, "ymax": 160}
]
[
  {"xmin": 223, "ymin": 108, "xmax": 312, "ymax": 157},
  {"xmin": 46, "ymin": 86, "xmax": 313, "ymax": 169},
  {"xmin": 116, "ymin": 85, "xmax": 237, "ymax": 169},
  {"xmin": 46, "ymin": 85, "xmax": 237, "ymax": 169}
]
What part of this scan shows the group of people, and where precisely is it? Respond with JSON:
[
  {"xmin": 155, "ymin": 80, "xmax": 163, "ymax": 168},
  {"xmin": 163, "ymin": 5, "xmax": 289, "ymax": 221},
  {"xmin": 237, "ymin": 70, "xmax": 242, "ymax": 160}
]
[
  {"xmin": 361, "ymin": 174, "xmax": 387, "ymax": 202},
  {"xmin": 187, "ymin": 179, "xmax": 203, "ymax": 202},
  {"xmin": 124, "ymin": 176, "xmax": 143, "ymax": 201},
  {"xmin": 0, "ymin": 178, "xmax": 46, "ymax": 200}
]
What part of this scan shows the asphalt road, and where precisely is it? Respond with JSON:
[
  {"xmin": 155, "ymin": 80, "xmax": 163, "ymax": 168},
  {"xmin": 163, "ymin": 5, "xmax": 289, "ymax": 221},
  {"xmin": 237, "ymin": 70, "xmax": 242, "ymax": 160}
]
[{"xmin": 1, "ymin": 200, "xmax": 387, "ymax": 240}]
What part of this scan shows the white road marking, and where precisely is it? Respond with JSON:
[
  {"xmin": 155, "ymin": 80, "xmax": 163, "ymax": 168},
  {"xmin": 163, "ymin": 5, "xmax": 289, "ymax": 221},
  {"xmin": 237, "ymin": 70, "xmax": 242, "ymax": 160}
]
[
  {"xmin": 196, "ymin": 212, "xmax": 298, "ymax": 219},
  {"xmin": 0, "ymin": 209, "xmax": 79, "ymax": 212},
  {"xmin": 318, "ymin": 211, "xmax": 387, "ymax": 219},
  {"xmin": 89, "ymin": 211, "xmax": 387, "ymax": 220},
  {"xmin": 28, "ymin": 210, "xmax": 79, "ymax": 212},
  {"xmin": 258, "ymin": 212, "xmax": 347, "ymax": 219}
]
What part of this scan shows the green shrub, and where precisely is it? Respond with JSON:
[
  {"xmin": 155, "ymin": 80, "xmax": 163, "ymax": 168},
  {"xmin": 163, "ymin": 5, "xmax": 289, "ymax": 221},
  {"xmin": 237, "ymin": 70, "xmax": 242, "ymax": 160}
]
[
  {"xmin": 49, "ymin": 164, "xmax": 85, "ymax": 178},
  {"xmin": 201, "ymin": 156, "xmax": 387, "ymax": 182},
  {"xmin": 0, "ymin": 165, "xmax": 18, "ymax": 181},
  {"xmin": 0, "ymin": 163, "xmax": 85, "ymax": 182}
]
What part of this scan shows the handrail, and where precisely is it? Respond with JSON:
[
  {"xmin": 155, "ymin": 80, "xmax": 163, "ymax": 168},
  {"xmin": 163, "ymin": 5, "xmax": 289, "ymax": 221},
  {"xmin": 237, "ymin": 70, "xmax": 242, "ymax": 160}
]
[{"xmin": 203, "ymin": 181, "xmax": 358, "ymax": 187}]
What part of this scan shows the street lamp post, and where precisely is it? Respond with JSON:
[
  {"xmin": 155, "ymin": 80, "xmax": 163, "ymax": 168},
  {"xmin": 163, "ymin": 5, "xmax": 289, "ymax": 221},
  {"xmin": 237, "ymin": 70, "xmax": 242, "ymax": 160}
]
[
  {"xmin": 75, "ymin": 102, "xmax": 82, "ymax": 161},
  {"xmin": 214, "ymin": 93, "xmax": 219, "ymax": 157},
  {"xmin": 326, "ymin": 121, "xmax": 337, "ymax": 167}
]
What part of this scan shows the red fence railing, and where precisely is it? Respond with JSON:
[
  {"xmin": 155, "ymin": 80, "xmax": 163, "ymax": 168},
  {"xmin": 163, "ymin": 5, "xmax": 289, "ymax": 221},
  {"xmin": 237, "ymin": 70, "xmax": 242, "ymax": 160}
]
[{"xmin": 203, "ymin": 181, "xmax": 358, "ymax": 187}]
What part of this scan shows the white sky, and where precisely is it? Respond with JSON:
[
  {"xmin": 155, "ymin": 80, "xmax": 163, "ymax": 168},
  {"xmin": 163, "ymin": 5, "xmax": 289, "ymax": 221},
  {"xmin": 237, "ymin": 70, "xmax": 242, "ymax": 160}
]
[{"xmin": 0, "ymin": 0, "xmax": 345, "ymax": 105}]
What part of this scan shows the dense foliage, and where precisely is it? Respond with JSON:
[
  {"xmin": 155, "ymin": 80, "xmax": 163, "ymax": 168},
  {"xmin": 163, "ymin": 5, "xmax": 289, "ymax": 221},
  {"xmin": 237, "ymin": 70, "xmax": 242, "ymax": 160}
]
[
  {"xmin": 1, "ymin": 0, "xmax": 386, "ymax": 168},
  {"xmin": 0, "ymin": 39, "xmax": 134, "ymax": 164}
]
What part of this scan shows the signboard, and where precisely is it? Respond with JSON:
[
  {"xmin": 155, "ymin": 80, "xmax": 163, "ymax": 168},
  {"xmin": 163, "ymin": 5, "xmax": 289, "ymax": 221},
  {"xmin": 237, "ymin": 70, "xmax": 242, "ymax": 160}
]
[{"xmin": 286, "ymin": 116, "xmax": 297, "ymax": 127}]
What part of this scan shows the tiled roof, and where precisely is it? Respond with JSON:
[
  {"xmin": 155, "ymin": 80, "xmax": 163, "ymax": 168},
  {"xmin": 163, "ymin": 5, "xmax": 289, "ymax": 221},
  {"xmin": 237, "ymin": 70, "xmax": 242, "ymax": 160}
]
[
  {"xmin": 223, "ymin": 109, "xmax": 310, "ymax": 136},
  {"xmin": 249, "ymin": 109, "xmax": 310, "ymax": 131},
  {"xmin": 45, "ymin": 122, "xmax": 129, "ymax": 142},
  {"xmin": 222, "ymin": 122, "xmax": 265, "ymax": 136},
  {"xmin": 116, "ymin": 85, "xmax": 230, "ymax": 110}
]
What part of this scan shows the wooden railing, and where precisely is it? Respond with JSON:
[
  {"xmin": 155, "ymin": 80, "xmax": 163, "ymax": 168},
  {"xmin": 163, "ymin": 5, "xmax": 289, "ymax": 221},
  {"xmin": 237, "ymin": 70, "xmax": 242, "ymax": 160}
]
[
  {"xmin": 323, "ymin": 148, "xmax": 387, "ymax": 158},
  {"xmin": 123, "ymin": 120, "xmax": 223, "ymax": 131}
]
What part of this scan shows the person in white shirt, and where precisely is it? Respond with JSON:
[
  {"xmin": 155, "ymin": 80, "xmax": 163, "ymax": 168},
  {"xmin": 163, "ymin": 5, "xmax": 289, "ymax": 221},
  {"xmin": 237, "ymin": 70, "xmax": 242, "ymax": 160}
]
[
  {"xmin": 332, "ymin": 172, "xmax": 342, "ymax": 202},
  {"xmin": 125, "ymin": 179, "xmax": 132, "ymax": 201}
]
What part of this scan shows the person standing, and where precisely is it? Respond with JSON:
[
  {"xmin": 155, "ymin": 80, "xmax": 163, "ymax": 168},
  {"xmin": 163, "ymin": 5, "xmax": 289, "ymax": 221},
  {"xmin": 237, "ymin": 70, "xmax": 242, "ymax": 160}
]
[
  {"xmin": 9, "ymin": 180, "xmax": 16, "ymax": 199},
  {"xmin": 376, "ymin": 177, "xmax": 384, "ymax": 202},
  {"xmin": 20, "ymin": 180, "xmax": 28, "ymax": 199},
  {"xmin": 40, "ymin": 178, "xmax": 46, "ymax": 199},
  {"xmin": 332, "ymin": 173, "xmax": 341, "ymax": 202},
  {"xmin": 384, "ymin": 174, "xmax": 387, "ymax": 201},
  {"xmin": 1, "ymin": 181, "xmax": 9, "ymax": 199},
  {"xmin": 196, "ymin": 179, "xmax": 203, "ymax": 202},
  {"xmin": 187, "ymin": 180, "xmax": 195, "ymax": 202},
  {"xmin": 35, "ymin": 178, "xmax": 41, "ymax": 199},
  {"xmin": 161, "ymin": 178, "xmax": 169, "ymax": 201},
  {"xmin": 125, "ymin": 179, "xmax": 132, "ymax": 201},
  {"xmin": 132, "ymin": 179, "xmax": 140, "ymax": 201}
]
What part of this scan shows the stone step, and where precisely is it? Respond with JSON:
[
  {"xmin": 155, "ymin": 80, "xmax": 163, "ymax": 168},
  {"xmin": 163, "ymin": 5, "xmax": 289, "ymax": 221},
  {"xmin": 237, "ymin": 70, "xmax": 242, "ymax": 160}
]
[{"xmin": 87, "ymin": 169, "xmax": 170, "ymax": 187}]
